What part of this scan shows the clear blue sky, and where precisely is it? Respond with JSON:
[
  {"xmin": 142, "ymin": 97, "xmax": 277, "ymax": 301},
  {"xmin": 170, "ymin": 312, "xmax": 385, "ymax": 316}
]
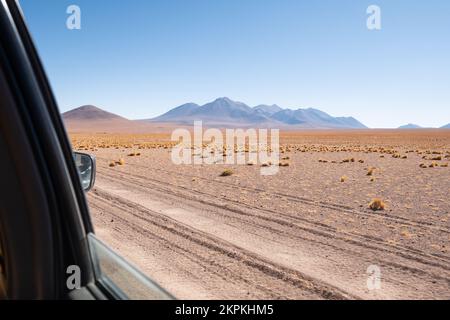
[{"xmin": 20, "ymin": 0, "xmax": 450, "ymax": 128}]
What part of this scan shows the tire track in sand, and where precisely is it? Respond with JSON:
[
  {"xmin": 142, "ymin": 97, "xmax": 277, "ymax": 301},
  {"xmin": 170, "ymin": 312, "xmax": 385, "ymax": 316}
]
[
  {"xmin": 91, "ymin": 169, "xmax": 450, "ymax": 299},
  {"xmin": 89, "ymin": 188, "xmax": 356, "ymax": 300}
]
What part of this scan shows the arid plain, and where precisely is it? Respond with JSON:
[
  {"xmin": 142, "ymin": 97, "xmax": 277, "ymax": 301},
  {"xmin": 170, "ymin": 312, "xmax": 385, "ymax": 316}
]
[{"xmin": 70, "ymin": 129, "xmax": 450, "ymax": 299}]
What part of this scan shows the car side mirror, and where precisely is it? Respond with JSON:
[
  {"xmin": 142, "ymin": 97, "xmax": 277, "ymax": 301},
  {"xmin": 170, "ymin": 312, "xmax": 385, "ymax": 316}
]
[{"xmin": 74, "ymin": 152, "xmax": 96, "ymax": 192}]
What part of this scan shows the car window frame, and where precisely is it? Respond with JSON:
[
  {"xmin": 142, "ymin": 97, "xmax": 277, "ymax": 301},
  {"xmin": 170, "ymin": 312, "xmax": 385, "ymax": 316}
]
[{"xmin": 3, "ymin": 0, "xmax": 174, "ymax": 300}]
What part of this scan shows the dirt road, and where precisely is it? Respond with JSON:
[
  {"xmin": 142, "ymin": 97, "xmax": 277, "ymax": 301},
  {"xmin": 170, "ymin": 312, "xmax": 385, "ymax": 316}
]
[{"xmin": 87, "ymin": 149, "xmax": 450, "ymax": 299}]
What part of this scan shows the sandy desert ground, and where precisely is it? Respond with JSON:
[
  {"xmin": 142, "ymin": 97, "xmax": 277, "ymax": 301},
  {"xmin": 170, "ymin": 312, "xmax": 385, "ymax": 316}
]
[{"xmin": 70, "ymin": 130, "xmax": 450, "ymax": 299}]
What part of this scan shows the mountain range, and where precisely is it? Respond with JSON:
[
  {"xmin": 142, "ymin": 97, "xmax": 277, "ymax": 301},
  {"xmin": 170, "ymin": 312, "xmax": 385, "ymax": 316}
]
[
  {"xmin": 62, "ymin": 99, "xmax": 450, "ymax": 132},
  {"xmin": 146, "ymin": 97, "xmax": 368, "ymax": 129},
  {"xmin": 398, "ymin": 123, "xmax": 450, "ymax": 129},
  {"xmin": 398, "ymin": 123, "xmax": 423, "ymax": 129}
]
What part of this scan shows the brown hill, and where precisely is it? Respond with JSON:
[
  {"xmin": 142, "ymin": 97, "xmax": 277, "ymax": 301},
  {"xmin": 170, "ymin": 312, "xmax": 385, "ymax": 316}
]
[
  {"xmin": 62, "ymin": 105, "xmax": 180, "ymax": 133},
  {"xmin": 62, "ymin": 105, "xmax": 127, "ymax": 121}
]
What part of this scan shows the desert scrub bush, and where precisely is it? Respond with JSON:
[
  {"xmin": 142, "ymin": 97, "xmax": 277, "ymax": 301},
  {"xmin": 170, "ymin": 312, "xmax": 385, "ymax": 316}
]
[
  {"xmin": 117, "ymin": 158, "xmax": 125, "ymax": 166},
  {"xmin": 400, "ymin": 229, "xmax": 411, "ymax": 238},
  {"xmin": 247, "ymin": 161, "xmax": 254, "ymax": 166},
  {"xmin": 441, "ymin": 163, "xmax": 449, "ymax": 167},
  {"xmin": 109, "ymin": 161, "xmax": 116, "ymax": 167},
  {"xmin": 279, "ymin": 162, "xmax": 290, "ymax": 167},
  {"xmin": 367, "ymin": 167, "xmax": 375, "ymax": 176},
  {"xmin": 419, "ymin": 163, "xmax": 427, "ymax": 168},
  {"xmin": 429, "ymin": 162, "xmax": 438, "ymax": 168},
  {"xmin": 220, "ymin": 169, "xmax": 233, "ymax": 177},
  {"xmin": 340, "ymin": 176, "xmax": 348, "ymax": 182},
  {"xmin": 369, "ymin": 198, "xmax": 385, "ymax": 211}
]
